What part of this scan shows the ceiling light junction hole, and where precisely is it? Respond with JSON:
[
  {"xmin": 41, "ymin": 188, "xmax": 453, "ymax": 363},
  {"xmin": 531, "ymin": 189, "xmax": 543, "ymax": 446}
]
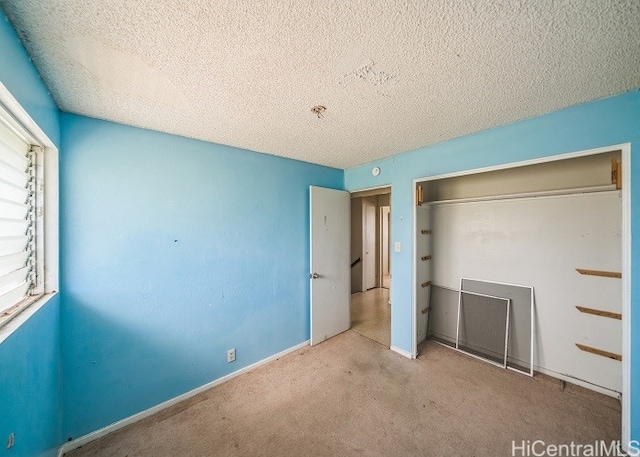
[{"xmin": 311, "ymin": 105, "xmax": 326, "ymax": 118}]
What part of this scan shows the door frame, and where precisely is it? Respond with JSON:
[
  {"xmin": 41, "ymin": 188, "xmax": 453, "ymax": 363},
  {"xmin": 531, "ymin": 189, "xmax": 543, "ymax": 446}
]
[
  {"xmin": 379, "ymin": 205, "xmax": 391, "ymax": 288},
  {"xmin": 362, "ymin": 199, "xmax": 377, "ymax": 290},
  {"xmin": 350, "ymin": 184, "xmax": 393, "ymax": 337},
  {"xmin": 411, "ymin": 143, "xmax": 631, "ymax": 449}
]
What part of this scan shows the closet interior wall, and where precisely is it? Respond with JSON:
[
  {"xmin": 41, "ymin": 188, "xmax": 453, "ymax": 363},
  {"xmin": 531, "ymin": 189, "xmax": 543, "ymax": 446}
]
[{"xmin": 417, "ymin": 151, "xmax": 623, "ymax": 395}]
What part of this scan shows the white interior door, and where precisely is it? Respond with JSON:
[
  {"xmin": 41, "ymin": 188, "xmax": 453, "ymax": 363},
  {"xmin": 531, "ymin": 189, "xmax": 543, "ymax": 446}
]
[
  {"xmin": 363, "ymin": 201, "xmax": 377, "ymax": 290},
  {"xmin": 381, "ymin": 206, "xmax": 390, "ymax": 288},
  {"xmin": 310, "ymin": 186, "xmax": 351, "ymax": 346}
]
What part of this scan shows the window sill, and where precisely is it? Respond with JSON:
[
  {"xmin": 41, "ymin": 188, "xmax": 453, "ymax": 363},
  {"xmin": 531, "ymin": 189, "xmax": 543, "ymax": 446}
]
[{"xmin": 0, "ymin": 292, "xmax": 58, "ymax": 345}]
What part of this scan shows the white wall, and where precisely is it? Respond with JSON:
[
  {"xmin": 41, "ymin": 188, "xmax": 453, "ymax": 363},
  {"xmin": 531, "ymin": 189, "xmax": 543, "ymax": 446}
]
[{"xmin": 429, "ymin": 191, "xmax": 622, "ymax": 393}]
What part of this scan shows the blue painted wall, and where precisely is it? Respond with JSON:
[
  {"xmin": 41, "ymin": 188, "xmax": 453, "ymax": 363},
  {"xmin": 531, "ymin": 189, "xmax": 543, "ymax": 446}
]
[
  {"xmin": 3, "ymin": 2, "xmax": 640, "ymax": 448},
  {"xmin": 0, "ymin": 8, "xmax": 62, "ymax": 457},
  {"xmin": 59, "ymin": 113, "xmax": 343, "ymax": 439},
  {"xmin": 0, "ymin": 296, "xmax": 62, "ymax": 457},
  {"xmin": 344, "ymin": 89, "xmax": 640, "ymax": 441}
]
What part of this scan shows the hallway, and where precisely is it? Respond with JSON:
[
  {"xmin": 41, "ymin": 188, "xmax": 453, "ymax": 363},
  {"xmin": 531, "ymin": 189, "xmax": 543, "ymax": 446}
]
[{"xmin": 350, "ymin": 288, "xmax": 390, "ymax": 347}]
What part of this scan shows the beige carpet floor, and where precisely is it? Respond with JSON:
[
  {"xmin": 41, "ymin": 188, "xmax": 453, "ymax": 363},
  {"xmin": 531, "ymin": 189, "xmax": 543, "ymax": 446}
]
[
  {"xmin": 67, "ymin": 331, "xmax": 621, "ymax": 457},
  {"xmin": 351, "ymin": 288, "xmax": 390, "ymax": 347}
]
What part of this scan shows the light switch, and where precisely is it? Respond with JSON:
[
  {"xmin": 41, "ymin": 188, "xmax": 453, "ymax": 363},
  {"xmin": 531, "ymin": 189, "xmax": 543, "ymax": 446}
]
[{"xmin": 394, "ymin": 241, "xmax": 401, "ymax": 252}]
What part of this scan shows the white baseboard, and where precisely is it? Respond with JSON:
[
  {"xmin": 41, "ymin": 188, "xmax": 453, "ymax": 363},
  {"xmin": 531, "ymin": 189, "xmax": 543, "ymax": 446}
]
[
  {"xmin": 58, "ymin": 340, "xmax": 310, "ymax": 456},
  {"xmin": 534, "ymin": 366, "xmax": 621, "ymax": 399},
  {"xmin": 391, "ymin": 345, "xmax": 414, "ymax": 359},
  {"xmin": 427, "ymin": 339, "xmax": 620, "ymax": 399}
]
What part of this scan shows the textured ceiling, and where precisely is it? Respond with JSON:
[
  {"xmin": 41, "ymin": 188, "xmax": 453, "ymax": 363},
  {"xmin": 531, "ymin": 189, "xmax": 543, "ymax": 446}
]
[{"xmin": 1, "ymin": 1, "xmax": 639, "ymax": 168}]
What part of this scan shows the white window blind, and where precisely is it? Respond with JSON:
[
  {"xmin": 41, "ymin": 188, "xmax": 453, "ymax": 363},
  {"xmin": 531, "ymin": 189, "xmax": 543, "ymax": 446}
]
[{"xmin": 0, "ymin": 116, "xmax": 37, "ymax": 319}]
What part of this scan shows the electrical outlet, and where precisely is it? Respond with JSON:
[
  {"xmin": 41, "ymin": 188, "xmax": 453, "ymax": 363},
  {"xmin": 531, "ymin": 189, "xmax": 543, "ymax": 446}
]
[
  {"xmin": 227, "ymin": 348, "xmax": 236, "ymax": 363},
  {"xmin": 7, "ymin": 433, "xmax": 15, "ymax": 449}
]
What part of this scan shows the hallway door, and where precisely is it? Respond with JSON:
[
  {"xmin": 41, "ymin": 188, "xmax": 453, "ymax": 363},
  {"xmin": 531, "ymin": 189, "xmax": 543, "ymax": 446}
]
[{"xmin": 363, "ymin": 201, "xmax": 376, "ymax": 290}]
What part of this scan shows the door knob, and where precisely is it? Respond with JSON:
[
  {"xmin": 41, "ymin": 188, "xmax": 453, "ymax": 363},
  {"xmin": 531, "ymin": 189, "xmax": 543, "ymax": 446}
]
[{"xmin": 309, "ymin": 272, "xmax": 320, "ymax": 279}]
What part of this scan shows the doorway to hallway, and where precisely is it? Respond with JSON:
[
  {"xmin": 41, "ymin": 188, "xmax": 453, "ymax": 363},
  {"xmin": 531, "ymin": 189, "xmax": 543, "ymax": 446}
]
[
  {"xmin": 351, "ymin": 288, "xmax": 390, "ymax": 347},
  {"xmin": 350, "ymin": 187, "xmax": 391, "ymax": 347}
]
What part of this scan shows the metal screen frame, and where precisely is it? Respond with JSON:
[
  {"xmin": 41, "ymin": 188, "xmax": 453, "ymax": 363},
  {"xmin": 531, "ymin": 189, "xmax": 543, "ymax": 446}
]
[
  {"xmin": 455, "ymin": 286, "xmax": 511, "ymax": 369},
  {"xmin": 461, "ymin": 278, "xmax": 535, "ymax": 377}
]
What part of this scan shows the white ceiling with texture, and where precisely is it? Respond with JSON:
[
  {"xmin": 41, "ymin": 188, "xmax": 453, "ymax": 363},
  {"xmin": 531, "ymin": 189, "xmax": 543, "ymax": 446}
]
[{"xmin": 1, "ymin": 1, "xmax": 639, "ymax": 168}]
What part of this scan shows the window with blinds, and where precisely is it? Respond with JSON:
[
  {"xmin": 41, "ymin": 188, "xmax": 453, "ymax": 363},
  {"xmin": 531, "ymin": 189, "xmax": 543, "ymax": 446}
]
[{"xmin": 0, "ymin": 116, "xmax": 41, "ymax": 325}]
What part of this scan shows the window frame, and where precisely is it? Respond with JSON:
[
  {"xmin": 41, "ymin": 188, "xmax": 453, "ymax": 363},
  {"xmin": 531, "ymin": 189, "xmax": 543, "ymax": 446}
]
[{"xmin": 0, "ymin": 82, "xmax": 58, "ymax": 341}]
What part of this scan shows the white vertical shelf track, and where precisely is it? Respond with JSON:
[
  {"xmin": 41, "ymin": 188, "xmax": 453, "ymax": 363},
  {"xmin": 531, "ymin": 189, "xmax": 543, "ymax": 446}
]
[{"xmin": 415, "ymin": 204, "xmax": 431, "ymax": 344}]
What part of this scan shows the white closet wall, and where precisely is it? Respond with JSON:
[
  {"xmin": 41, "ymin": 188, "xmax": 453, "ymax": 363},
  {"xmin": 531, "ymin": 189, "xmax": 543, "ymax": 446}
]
[{"xmin": 429, "ymin": 191, "xmax": 622, "ymax": 393}]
